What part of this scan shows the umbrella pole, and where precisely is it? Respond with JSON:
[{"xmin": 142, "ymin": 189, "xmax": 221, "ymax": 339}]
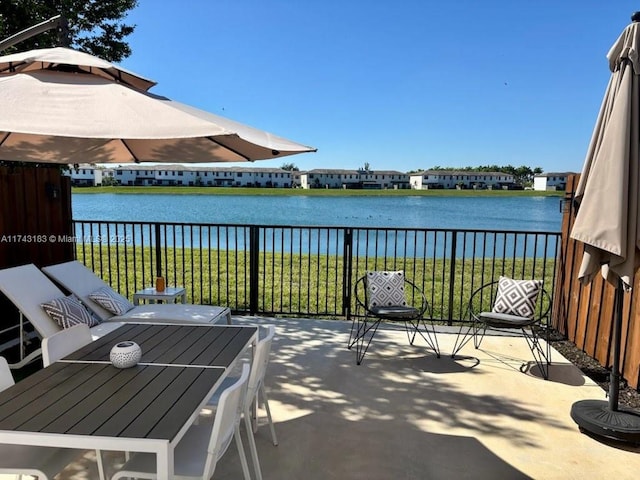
[
  {"xmin": 608, "ymin": 278, "xmax": 623, "ymax": 411},
  {"xmin": 570, "ymin": 277, "xmax": 640, "ymax": 444}
]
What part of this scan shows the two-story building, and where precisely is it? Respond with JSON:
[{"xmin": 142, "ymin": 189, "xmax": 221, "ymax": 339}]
[
  {"xmin": 299, "ymin": 169, "xmax": 409, "ymax": 189},
  {"xmin": 533, "ymin": 172, "xmax": 575, "ymax": 191},
  {"xmin": 409, "ymin": 170, "xmax": 516, "ymax": 190},
  {"xmin": 112, "ymin": 165, "xmax": 293, "ymax": 188},
  {"xmin": 66, "ymin": 165, "xmax": 104, "ymax": 186}
]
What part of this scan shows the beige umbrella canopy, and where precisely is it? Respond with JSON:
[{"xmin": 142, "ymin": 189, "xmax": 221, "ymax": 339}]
[
  {"xmin": 0, "ymin": 47, "xmax": 316, "ymax": 164},
  {"xmin": 569, "ymin": 15, "xmax": 640, "ymax": 443},
  {"xmin": 570, "ymin": 22, "xmax": 640, "ymax": 291}
]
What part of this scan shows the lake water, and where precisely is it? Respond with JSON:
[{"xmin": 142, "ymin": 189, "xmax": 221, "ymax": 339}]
[{"xmin": 71, "ymin": 194, "xmax": 562, "ymax": 232}]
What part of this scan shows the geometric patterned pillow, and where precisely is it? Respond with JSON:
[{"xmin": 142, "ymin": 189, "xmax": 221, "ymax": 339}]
[
  {"xmin": 41, "ymin": 295, "xmax": 99, "ymax": 329},
  {"xmin": 89, "ymin": 286, "xmax": 134, "ymax": 316},
  {"xmin": 365, "ymin": 271, "xmax": 407, "ymax": 309},
  {"xmin": 491, "ymin": 276, "xmax": 542, "ymax": 319}
]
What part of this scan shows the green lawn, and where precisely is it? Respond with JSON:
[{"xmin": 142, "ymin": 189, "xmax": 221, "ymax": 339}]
[{"xmin": 77, "ymin": 244, "xmax": 556, "ymax": 322}]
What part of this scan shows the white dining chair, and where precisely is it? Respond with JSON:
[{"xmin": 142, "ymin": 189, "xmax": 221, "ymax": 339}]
[
  {"xmin": 42, "ymin": 323, "xmax": 93, "ymax": 366},
  {"xmin": 41, "ymin": 325, "xmax": 107, "ymax": 480},
  {"xmin": 0, "ymin": 356, "xmax": 87, "ymax": 479},
  {"xmin": 203, "ymin": 324, "xmax": 278, "ymax": 480},
  {"xmin": 111, "ymin": 363, "xmax": 252, "ymax": 480}
]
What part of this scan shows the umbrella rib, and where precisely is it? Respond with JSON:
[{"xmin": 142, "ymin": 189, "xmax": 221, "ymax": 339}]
[
  {"xmin": 120, "ymin": 140, "xmax": 141, "ymax": 164},
  {"xmin": 0, "ymin": 60, "xmax": 24, "ymax": 73},
  {"xmin": 207, "ymin": 137, "xmax": 252, "ymax": 161}
]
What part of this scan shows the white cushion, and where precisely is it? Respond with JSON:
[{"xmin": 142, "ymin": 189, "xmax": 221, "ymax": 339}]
[
  {"xmin": 41, "ymin": 295, "xmax": 99, "ymax": 329},
  {"xmin": 491, "ymin": 276, "xmax": 542, "ymax": 319},
  {"xmin": 89, "ymin": 286, "xmax": 134, "ymax": 316},
  {"xmin": 365, "ymin": 271, "xmax": 407, "ymax": 309}
]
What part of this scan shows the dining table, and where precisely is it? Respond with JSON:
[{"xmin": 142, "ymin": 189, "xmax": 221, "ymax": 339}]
[{"xmin": 0, "ymin": 323, "xmax": 258, "ymax": 480}]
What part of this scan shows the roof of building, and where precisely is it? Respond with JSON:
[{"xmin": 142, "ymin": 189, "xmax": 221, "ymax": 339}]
[
  {"xmin": 111, "ymin": 164, "xmax": 289, "ymax": 173},
  {"xmin": 411, "ymin": 170, "xmax": 515, "ymax": 177},
  {"xmin": 301, "ymin": 169, "xmax": 406, "ymax": 175},
  {"xmin": 534, "ymin": 172, "xmax": 579, "ymax": 177}
]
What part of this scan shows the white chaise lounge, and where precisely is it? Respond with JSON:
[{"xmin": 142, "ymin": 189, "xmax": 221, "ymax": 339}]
[
  {"xmin": 0, "ymin": 264, "xmax": 125, "ymax": 368},
  {"xmin": 42, "ymin": 260, "xmax": 231, "ymax": 326},
  {"xmin": 0, "ymin": 263, "xmax": 230, "ymax": 368}
]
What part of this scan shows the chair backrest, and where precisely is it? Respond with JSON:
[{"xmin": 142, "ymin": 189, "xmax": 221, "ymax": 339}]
[
  {"xmin": 43, "ymin": 261, "xmax": 115, "ymax": 322},
  {"xmin": 42, "ymin": 324, "xmax": 93, "ymax": 367},
  {"xmin": 470, "ymin": 279, "xmax": 551, "ymax": 322},
  {"xmin": 245, "ymin": 325, "xmax": 275, "ymax": 408},
  {"xmin": 0, "ymin": 356, "xmax": 15, "ymax": 392},
  {"xmin": 204, "ymin": 363, "xmax": 250, "ymax": 477},
  {"xmin": 0, "ymin": 264, "xmax": 65, "ymax": 338},
  {"xmin": 355, "ymin": 273, "xmax": 427, "ymax": 315}
]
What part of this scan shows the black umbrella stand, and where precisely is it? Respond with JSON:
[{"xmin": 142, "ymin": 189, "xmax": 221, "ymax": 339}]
[{"xmin": 571, "ymin": 278, "xmax": 640, "ymax": 444}]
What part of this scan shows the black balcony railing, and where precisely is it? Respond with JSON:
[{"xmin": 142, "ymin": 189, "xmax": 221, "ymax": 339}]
[{"xmin": 73, "ymin": 220, "xmax": 560, "ymax": 324}]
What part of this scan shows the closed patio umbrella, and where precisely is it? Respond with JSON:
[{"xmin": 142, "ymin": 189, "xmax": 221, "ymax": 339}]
[
  {"xmin": 0, "ymin": 47, "xmax": 316, "ymax": 164},
  {"xmin": 569, "ymin": 13, "xmax": 640, "ymax": 443}
]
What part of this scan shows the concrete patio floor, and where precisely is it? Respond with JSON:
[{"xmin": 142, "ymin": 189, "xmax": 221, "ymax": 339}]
[{"xmin": 16, "ymin": 317, "xmax": 640, "ymax": 479}]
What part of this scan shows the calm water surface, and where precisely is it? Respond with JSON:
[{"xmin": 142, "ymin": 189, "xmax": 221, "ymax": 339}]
[{"xmin": 72, "ymin": 194, "xmax": 562, "ymax": 232}]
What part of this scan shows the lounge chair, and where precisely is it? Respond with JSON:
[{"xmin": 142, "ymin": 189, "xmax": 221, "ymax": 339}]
[
  {"xmin": 42, "ymin": 260, "xmax": 231, "ymax": 325},
  {"xmin": 0, "ymin": 264, "xmax": 124, "ymax": 368},
  {"xmin": 0, "ymin": 263, "xmax": 226, "ymax": 368}
]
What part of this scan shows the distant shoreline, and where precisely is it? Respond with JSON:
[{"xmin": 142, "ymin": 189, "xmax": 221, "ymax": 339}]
[{"xmin": 72, "ymin": 186, "xmax": 564, "ymax": 197}]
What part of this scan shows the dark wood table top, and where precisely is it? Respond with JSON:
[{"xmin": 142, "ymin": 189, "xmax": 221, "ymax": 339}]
[
  {"xmin": 0, "ymin": 361, "xmax": 223, "ymax": 440},
  {"xmin": 64, "ymin": 324, "xmax": 257, "ymax": 368}
]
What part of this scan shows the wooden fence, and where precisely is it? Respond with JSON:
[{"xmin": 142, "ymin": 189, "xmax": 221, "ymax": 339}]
[
  {"xmin": 554, "ymin": 174, "xmax": 640, "ymax": 389},
  {"xmin": 0, "ymin": 165, "xmax": 73, "ymax": 268},
  {"xmin": 0, "ymin": 165, "xmax": 74, "ymax": 347}
]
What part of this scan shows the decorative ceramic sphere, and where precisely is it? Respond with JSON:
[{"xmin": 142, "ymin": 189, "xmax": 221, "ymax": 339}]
[{"xmin": 110, "ymin": 341, "xmax": 142, "ymax": 368}]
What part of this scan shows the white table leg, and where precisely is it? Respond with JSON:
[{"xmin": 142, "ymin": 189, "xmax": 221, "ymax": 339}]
[{"xmin": 156, "ymin": 445, "xmax": 173, "ymax": 480}]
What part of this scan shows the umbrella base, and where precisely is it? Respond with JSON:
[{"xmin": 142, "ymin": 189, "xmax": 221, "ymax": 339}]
[{"xmin": 571, "ymin": 399, "xmax": 640, "ymax": 444}]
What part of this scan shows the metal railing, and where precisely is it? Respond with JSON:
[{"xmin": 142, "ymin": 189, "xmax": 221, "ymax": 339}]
[{"xmin": 73, "ymin": 220, "xmax": 560, "ymax": 324}]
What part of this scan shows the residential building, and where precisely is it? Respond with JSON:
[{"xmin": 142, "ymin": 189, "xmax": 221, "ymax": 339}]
[
  {"xmin": 299, "ymin": 169, "xmax": 409, "ymax": 189},
  {"xmin": 409, "ymin": 170, "xmax": 517, "ymax": 190},
  {"xmin": 66, "ymin": 165, "xmax": 105, "ymax": 186},
  {"xmin": 112, "ymin": 164, "xmax": 292, "ymax": 188},
  {"xmin": 533, "ymin": 172, "xmax": 575, "ymax": 191}
]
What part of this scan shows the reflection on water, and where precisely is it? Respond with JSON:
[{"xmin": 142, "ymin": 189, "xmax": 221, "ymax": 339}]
[
  {"xmin": 73, "ymin": 193, "xmax": 562, "ymax": 231},
  {"xmin": 74, "ymin": 193, "xmax": 561, "ymax": 258}
]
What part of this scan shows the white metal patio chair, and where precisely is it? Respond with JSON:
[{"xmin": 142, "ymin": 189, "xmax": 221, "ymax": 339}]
[
  {"xmin": 42, "ymin": 323, "xmax": 93, "ymax": 367},
  {"xmin": 41, "ymin": 324, "xmax": 108, "ymax": 479},
  {"xmin": 0, "ymin": 356, "xmax": 88, "ymax": 479},
  {"xmin": 111, "ymin": 363, "xmax": 252, "ymax": 480},
  {"xmin": 204, "ymin": 324, "xmax": 278, "ymax": 480}
]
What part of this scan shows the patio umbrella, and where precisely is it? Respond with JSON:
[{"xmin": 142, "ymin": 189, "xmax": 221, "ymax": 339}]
[
  {"xmin": 569, "ymin": 13, "xmax": 640, "ymax": 443},
  {"xmin": 0, "ymin": 47, "xmax": 316, "ymax": 164}
]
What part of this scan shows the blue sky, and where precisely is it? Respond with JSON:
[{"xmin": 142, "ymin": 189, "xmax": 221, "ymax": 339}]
[{"xmin": 119, "ymin": 1, "xmax": 632, "ymax": 173}]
